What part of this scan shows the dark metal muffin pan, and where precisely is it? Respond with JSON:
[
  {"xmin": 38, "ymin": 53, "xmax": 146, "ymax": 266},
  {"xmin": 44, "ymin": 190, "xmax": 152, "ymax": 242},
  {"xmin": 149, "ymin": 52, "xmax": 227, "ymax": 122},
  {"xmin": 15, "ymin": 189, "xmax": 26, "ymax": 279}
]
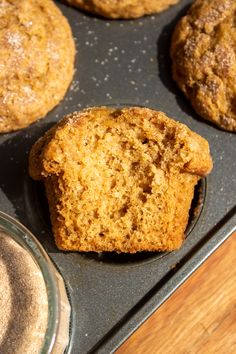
[{"xmin": 0, "ymin": 0, "xmax": 236, "ymax": 353}]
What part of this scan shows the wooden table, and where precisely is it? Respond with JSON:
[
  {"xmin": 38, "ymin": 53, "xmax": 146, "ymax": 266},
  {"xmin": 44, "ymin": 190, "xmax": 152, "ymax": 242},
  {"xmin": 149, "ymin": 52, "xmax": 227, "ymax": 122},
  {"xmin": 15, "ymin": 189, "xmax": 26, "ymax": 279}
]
[{"xmin": 116, "ymin": 232, "xmax": 236, "ymax": 354}]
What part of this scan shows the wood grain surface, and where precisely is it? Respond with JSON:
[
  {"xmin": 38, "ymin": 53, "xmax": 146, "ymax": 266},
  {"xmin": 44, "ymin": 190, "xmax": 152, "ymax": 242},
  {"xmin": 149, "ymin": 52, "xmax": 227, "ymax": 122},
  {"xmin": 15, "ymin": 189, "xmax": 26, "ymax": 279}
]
[{"xmin": 116, "ymin": 232, "xmax": 236, "ymax": 354}]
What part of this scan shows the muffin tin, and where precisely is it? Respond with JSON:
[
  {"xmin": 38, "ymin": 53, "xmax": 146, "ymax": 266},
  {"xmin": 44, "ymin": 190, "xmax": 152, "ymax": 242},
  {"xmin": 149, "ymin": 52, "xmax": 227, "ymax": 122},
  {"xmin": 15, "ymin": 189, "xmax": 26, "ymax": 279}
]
[{"xmin": 0, "ymin": 0, "xmax": 235, "ymax": 353}]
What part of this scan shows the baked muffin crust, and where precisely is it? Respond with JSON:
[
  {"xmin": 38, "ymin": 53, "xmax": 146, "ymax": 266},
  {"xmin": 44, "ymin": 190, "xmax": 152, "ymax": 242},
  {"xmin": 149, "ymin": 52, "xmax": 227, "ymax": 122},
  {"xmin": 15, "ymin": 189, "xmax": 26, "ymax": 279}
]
[
  {"xmin": 0, "ymin": 0, "xmax": 75, "ymax": 133},
  {"xmin": 171, "ymin": 0, "xmax": 236, "ymax": 132},
  {"xmin": 65, "ymin": 0, "xmax": 180, "ymax": 19}
]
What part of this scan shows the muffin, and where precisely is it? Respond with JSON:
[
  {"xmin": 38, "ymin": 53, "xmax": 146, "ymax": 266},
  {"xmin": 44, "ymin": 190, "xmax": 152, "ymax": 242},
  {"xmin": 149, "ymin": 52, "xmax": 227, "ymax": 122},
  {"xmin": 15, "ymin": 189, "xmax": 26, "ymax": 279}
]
[
  {"xmin": 29, "ymin": 106, "xmax": 213, "ymax": 253},
  {"xmin": 0, "ymin": 0, "xmax": 75, "ymax": 133},
  {"xmin": 65, "ymin": 0, "xmax": 180, "ymax": 19},
  {"xmin": 171, "ymin": 0, "xmax": 236, "ymax": 132}
]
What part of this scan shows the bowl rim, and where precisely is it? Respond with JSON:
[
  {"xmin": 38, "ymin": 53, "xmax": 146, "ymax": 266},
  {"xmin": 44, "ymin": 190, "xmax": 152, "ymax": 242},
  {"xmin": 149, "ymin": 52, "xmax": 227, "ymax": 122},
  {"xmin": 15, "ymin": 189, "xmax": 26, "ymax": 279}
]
[{"xmin": 0, "ymin": 210, "xmax": 61, "ymax": 354}]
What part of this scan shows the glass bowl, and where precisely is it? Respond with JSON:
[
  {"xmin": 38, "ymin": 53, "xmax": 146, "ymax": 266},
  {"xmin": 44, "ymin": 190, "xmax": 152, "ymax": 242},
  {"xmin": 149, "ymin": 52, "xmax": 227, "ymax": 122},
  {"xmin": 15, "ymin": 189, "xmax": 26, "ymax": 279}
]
[{"xmin": 0, "ymin": 211, "xmax": 71, "ymax": 354}]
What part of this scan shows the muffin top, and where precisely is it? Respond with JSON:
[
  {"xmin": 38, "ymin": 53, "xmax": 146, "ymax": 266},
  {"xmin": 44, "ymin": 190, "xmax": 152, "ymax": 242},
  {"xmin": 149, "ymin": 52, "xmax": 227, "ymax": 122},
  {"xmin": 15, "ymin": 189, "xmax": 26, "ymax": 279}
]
[
  {"xmin": 65, "ymin": 0, "xmax": 179, "ymax": 19},
  {"xmin": 171, "ymin": 0, "xmax": 236, "ymax": 132},
  {"xmin": 0, "ymin": 0, "xmax": 75, "ymax": 133}
]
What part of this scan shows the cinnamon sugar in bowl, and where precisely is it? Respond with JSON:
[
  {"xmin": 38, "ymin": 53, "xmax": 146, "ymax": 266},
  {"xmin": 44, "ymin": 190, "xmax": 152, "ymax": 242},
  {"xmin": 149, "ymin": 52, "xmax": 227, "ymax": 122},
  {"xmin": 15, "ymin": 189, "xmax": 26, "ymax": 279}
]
[{"xmin": 0, "ymin": 211, "xmax": 71, "ymax": 354}]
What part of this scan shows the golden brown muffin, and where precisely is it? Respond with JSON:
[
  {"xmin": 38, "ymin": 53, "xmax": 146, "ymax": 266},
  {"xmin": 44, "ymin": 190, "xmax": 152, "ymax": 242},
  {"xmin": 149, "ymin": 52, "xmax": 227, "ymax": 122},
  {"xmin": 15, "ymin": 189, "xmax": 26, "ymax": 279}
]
[
  {"xmin": 29, "ymin": 106, "xmax": 213, "ymax": 253},
  {"xmin": 0, "ymin": 0, "xmax": 75, "ymax": 133},
  {"xmin": 171, "ymin": 0, "xmax": 236, "ymax": 132},
  {"xmin": 65, "ymin": 0, "xmax": 180, "ymax": 19}
]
